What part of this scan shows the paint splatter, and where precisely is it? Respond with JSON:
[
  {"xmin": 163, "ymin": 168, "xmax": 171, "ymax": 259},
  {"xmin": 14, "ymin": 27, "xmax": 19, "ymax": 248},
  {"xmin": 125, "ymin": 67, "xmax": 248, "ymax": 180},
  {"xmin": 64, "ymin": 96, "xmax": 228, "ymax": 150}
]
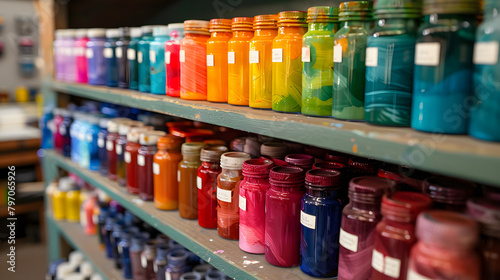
[
  {"xmin": 214, "ymin": 250, "xmax": 224, "ymax": 254},
  {"xmin": 243, "ymin": 260, "xmax": 260, "ymax": 265},
  {"xmin": 259, "ymin": 266, "xmax": 264, "ymax": 269},
  {"xmin": 131, "ymin": 198, "xmax": 144, "ymax": 205},
  {"xmin": 352, "ymin": 143, "xmax": 358, "ymax": 153},
  {"xmin": 243, "ymin": 256, "xmax": 247, "ymax": 259},
  {"xmin": 209, "ymin": 239, "xmax": 213, "ymax": 242}
]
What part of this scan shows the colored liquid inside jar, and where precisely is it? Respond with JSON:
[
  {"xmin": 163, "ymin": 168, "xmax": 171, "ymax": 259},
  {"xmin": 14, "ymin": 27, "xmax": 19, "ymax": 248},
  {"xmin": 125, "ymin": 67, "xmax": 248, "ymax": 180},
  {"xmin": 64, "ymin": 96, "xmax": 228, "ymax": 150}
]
[
  {"xmin": 138, "ymin": 26, "xmax": 155, "ymax": 93},
  {"xmin": 75, "ymin": 29, "xmax": 89, "ymax": 83},
  {"xmin": 86, "ymin": 28, "xmax": 107, "ymax": 85},
  {"xmin": 106, "ymin": 119, "xmax": 122, "ymax": 181},
  {"xmin": 150, "ymin": 25, "xmax": 170, "ymax": 94},
  {"xmin": 116, "ymin": 27, "xmax": 131, "ymax": 89},
  {"xmin": 207, "ymin": 19, "xmax": 232, "ymax": 103},
  {"xmin": 138, "ymin": 131, "xmax": 166, "ymax": 201},
  {"xmin": 98, "ymin": 119, "xmax": 109, "ymax": 176},
  {"xmin": 178, "ymin": 142, "xmax": 205, "ymax": 219},
  {"xmin": 104, "ymin": 29, "xmax": 119, "ymax": 87},
  {"xmin": 124, "ymin": 126, "xmax": 152, "ymax": 193},
  {"xmin": 165, "ymin": 23, "xmax": 184, "ymax": 97},
  {"xmin": 128, "ymin": 28, "xmax": 142, "ymax": 90},
  {"xmin": 228, "ymin": 17, "xmax": 254, "ymax": 105}
]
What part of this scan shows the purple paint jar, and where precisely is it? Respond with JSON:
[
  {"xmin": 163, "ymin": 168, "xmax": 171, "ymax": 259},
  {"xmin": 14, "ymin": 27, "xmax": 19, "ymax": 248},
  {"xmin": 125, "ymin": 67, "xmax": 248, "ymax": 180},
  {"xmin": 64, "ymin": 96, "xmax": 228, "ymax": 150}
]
[
  {"xmin": 86, "ymin": 28, "xmax": 107, "ymax": 85},
  {"xmin": 54, "ymin": 29, "xmax": 65, "ymax": 81}
]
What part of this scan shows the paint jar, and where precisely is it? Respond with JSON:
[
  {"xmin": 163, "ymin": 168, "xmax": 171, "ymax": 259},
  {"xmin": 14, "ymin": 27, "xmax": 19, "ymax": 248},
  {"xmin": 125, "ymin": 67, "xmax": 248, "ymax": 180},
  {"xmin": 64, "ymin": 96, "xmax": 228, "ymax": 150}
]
[
  {"xmin": 54, "ymin": 30, "xmax": 65, "ymax": 81},
  {"xmin": 82, "ymin": 115, "xmax": 101, "ymax": 171},
  {"xmin": 165, "ymin": 249, "xmax": 188, "ymax": 280},
  {"xmin": 150, "ymin": 25, "xmax": 170, "ymax": 94},
  {"xmin": 104, "ymin": 29, "xmax": 120, "ymax": 87},
  {"xmin": 180, "ymin": 20, "xmax": 210, "ymax": 100},
  {"xmin": 272, "ymin": 11, "xmax": 308, "ymax": 113},
  {"xmin": 265, "ymin": 166, "xmax": 305, "ymax": 267},
  {"xmin": 60, "ymin": 110, "xmax": 73, "ymax": 158},
  {"xmin": 51, "ymin": 108, "xmax": 64, "ymax": 153},
  {"xmin": 128, "ymin": 27, "xmax": 142, "ymax": 90},
  {"xmin": 302, "ymin": 6, "xmax": 340, "ymax": 116},
  {"xmin": 70, "ymin": 112, "xmax": 84, "ymax": 164},
  {"xmin": 74, "ymin": 29, "xmax": 89, "ymax": 83},
  {"xmin": 239, "ymin": 158, "xmax": 273, "ymax": 253},
  {"xmin": 180, "ymin": 272, "xmax": 201, "ymax": 280},
  {"xmin": 249, "ymin": 14, "xmax": 279, "ymax": 109},
  {"xmin": 178, "ymin": 142, "xmax": 205, "ymax": 219},
  {"xmin": 153, "ymin": 135, "xmax": 184, "ymax": 210},
  {"xmin": 116, "ymin": 27, "xmax": 130, "ymax": 89},
  {"xmin": 138, "ymin": 25, "xmax": 155, "ymax": 93},
  {"xmin": 348, "ymin": 156, "xmax": 379, "ymax": 178},
  {"xmin": 364, "ymin": 0, "xmax": 421, "ymax": 126},
  {"xmin": 325, "ymin": 150, "xmax": 351, "ymax": 165},
  {"xmin": 63, "ymin": 29, "xmax": 77, "ymax": 82},
  {"xmin": 411, "ymin": 0, "xmax": 478, "ymax": 134},
  {"xmin": 98, "ymin": 118, "xmax": 110, "ymax": 176},
  {"xmin": 124, "ymin": 126, "xmax": 149, "ymax": 194},
  {"xmin": 111, "ymin": 222, "xmax": 124, "ymax": 268},
  {"xmin": 332, "ymin": 1, "xmax": 374, "ymax": 120},
  {"xmin": 378, "ymin": 163, "xmax": 431, "ymax": 191},
  {"xmin": 116, "ymin": 121, "xmax": 146, "ymax": 186},
  {"xmin": 141, "ymin": 240, "xmax": 157, "ymax": 280},
  {"xmin": 470, "ymin": 0, "xmax": 500, "ymax": 142},
  {"xmin": 228, "ymin": 17, "xmax": 254, "ymax": 105},
  {"xmin": 260, "ymin": 142, "xmax": 288, "ymax": 160},
  {"xmin": 106, "ymin": 118, "xmax": 128, "ymax": 181},
  {"xmin": 205, "ymin": 270, "xmax": 225, "ymax": 280},
  {"xmin": 165, "ymin": 23, "xmax": 185, "ymax": 97},
  {"xmin": 154, "ymin": 244, "xmax": 169, "ymax": 280},
  {"xmin": 300, "ymin": 169, "xmax": 343, "ymax": 277},
  {"xmin": 338, "ymin": 176, "xmax": 395, "ymax": 280},
  {"xmin": 206, "ymin": 19, "xmax": 232, "ymax": 103},
  {"xmin": 422, "ymin": 176, "xmax": 476, "ymax": 212},
  {"xmin": 285, "ymin": 154, "xmax": 314, "ymax": 170},
  {"xmin": 53, "ymin": 177, "xmax": 74, "ymax": 220},
  {"xmin": 192, "ymin": 264, "xmax": 212, "ymax": 279},
  {"xmin": 77, "ymin": 114, "xmax": 90, "ymax": 168},
  {"xmin": 467, "ymin": 198, "xmax": 500, "ymax": 280},
  {"xmin": 197, "ymin": 145, "xmax": 228, "ymax": 228},
  {"xmin": 138, "ymin": 131, "xmax": 166, "ymax": 201},
  {"xmin": 407, "ymin": 210, "xmax": 480, "ymax": 280},
  {"xmin": 86, "ymin": 28, "xmax": 107, "ymax": 85},
  {"xmin": 119, "ymin": 232, "xmax": 133, "ymax": 279},
  {"xmin": 82, "ymin": 192, "xmax": 97, "ymax": 235},
  {"xmin": 130, "ymin": 235, "xmax": 146, "ymax": 280},
  {"xmin": 371, "ymin": 192, "xmax": 432, "ymax": 280},
  {"xmin": 217, "ymin": 152, "xmax": 251, "ymax": 239}
]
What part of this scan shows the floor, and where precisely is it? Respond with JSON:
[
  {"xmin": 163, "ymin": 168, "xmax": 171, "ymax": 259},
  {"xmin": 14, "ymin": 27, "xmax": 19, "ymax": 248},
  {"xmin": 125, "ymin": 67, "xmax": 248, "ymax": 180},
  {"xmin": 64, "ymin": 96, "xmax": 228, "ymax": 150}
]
[{"xmin": 0, "ymin": 239, "xmax": 48, "ymax": 279}]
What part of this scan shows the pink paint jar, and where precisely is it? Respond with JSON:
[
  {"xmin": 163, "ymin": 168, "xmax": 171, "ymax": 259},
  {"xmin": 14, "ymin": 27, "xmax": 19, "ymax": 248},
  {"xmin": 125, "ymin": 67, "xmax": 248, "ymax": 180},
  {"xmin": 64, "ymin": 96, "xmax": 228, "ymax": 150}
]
[
  {"xmin": 74, "ymin": 29, "xmax": 89, "ymax": 83},
  {"xmin": 407, "ymin": 210, "xmax": 480, "ymax": 280},
  {"xmin": 265, "ymin": 166, "xmax": 305, "ymax": 267},
  {"xmin": 239, "ymin": 158, "xmax": 273, "ymax": 254}
]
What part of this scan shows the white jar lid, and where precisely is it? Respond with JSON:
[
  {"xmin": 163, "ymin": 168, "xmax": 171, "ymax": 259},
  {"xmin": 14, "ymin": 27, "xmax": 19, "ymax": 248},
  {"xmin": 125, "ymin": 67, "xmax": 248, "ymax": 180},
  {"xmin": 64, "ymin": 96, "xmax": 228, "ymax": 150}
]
[
  {"xmin": 59, "ymin": 177, "xmax": 75, "ymax": 192},
  {"xmin": 75, "ymin": 29, "xmax": 88, "ymax": 38},
  {"xmin": 220, "ymin": 152, "xmax": 251, "ymax": 170},
  {"xmin": 87, "ymin": 28, "xmax": 106, "ymax": 38},
  {"xmin": 107, "ymin": 118, "xmax": 131, "ymax": 133},
  {"xmin": 118, "ymin": 120, "xmax": 144, "ymax": 136},
  {"xmin": 130, "ymin": 27, "xmax": 142, "ymax": 38},
  {"xmin": 153, "ymin": 25, "xmax": 170, "ymax": 36},
  {"xmin": 127, "ymin": 126, "xmax": 154, "ymax": 142},
  {"xmin": 105, "ymin": 28, "xmax": 120, "ymax": 38},
  {"xmin": 139, "ymin": 131, "xmax": 166, "ymax": 145}
]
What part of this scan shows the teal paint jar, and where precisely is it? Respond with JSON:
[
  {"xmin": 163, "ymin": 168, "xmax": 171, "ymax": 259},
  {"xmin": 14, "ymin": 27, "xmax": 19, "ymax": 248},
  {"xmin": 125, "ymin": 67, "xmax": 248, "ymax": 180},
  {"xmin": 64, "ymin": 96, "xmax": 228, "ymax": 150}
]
[
  {"xmin": 301, "ymin": 6, "xmax": 339, "ymax": 117},
  {"xmin": 470, "ymin": 0, "xmax": 500, "ymax": 142},
  {"xmin": 411, "ymin": 0, "xmax": 478, "ymax": 134},
  {"xmin": 138, "ymin": 26, "xmax": 155, "ymax": 93},
  {"xmin": 332, "ymin": 1, "xmax": 374, "ymax": 121},
  {"xmin": 128, "ymin": 28, "xmax": 142, "ymax": 91},
  {"xmin": 364, "ymin": 0, "xmax": 422, "ymax": 127},
  {"xmin": 150, "ymin": 25, "xmax": 170, "ymax": 94},
  {"xmin": 104, "ymin": 29, "xmax": 120, "ymax": 87}
]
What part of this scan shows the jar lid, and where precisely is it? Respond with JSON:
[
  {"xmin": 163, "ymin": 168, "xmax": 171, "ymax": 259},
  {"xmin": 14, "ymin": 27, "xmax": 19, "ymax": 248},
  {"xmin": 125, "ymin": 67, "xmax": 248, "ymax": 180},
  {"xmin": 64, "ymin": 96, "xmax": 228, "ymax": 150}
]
[
  {"xmin": 467, "ymin": 198, "xmax": 500, "ymax": 238},
  {"xmin": 253, "ymin": 14, "xmax": 279, "ymax": 29},
  {"xmin": 200, "ymin": 145, "xmax": 228, "ymax": 162},
  {"xmin": 231, "ymin": 137, "xmax": 246, "ymax": 152},
  {"xmin": 349, "ymin": 176, "xmax": 396, "ymax": 201},
  {"xmin": 118, "ymin": 27, "xmax": 130, "ymax": 37},
  {"xmin": 130, "ymin": 27, "xmax": 142, "ymax": 38},
  {"xmin": 167, "ymin": 248, "xmax": 188, "ymax": 265},
  {"xmin": 422, "ymin": 176, "xmax": 476, "ymax": 205},
  {"xmin": 127, "ymin": 126, "xmax": 154, "ymax": 142},
  {"xmin": 183, "ymin": 20, "xmax": 210, "ymax": 35},
  {"xmin": 374, "ymin": 0, "xmax": 423, "ymax": 18},
  {"xmin": 242, "ymin": 158, "xmax": 274, "ymax": 176},
  {"xmin": 87, "ymin": 28, "xmax": 106, "ymax": 38},
  {"xmin": 423, "ymin": 0, "xmax": 479, "ymax": 15},
  {"xmin": 180, "ymin": 272, "xmax": 201, "ymax": 280},
  {"xmin": 232, "ymin": 17, "xmax": 254, "ymax": 31},
  {"xmin": 269, "ymin": 165, "xmax": 305, "ymax": 184},
  {"xmin": 168, "ymin": 23, "xmax": 185, "ymax": 31},
  {"xmin": 107, "ymin": 118, "xmax": 131, "ymax": 133},
  {"xmin": 220, "ymin": 152, "xmax": 251, "ymax": 169},
  {"xmin": 260, "ymin": 142, "xmax": 288, "ymax": 159},
  {"xmin": 153, "ymin": 25, "xmax": 170, "ymax": 37},
  {"xmin": 140, "ymin": 25, "xmax": 156, "ymax": 34},
  {"xmin": 285, "ymin": 154, "xmax": 314, "ymax": 168},
  {"xmin": 381, "ymin": 191, "xmax": 432, "ymax": 222},
  {"xmin": 278, "ymin": 11, "xmax": 308, "ymax": 27},
  {"xmin": 306, "ymin": 169, "xmax": 342, "ymax": 187},
  {"xmin": 118, "ymin": 120, "xmax": 144, "ymax": 136},
  {"xmin": 181, "ymin": 142, "xmax": 205, "ymax": 155},
  {"xmin": 209, "ymin": 18, "xmax": 232, "ymax": 32},
  {"xmin": 348, "ymin": 157, "xmax": 378, "ymax": 174},
  {"xmin": 307, "ymin": 6, "xmax": 340, "ymax": 23},
  {"xmin": 63, "ymin": 29, "xmax": 76, "ymax": 38},
  {"xmin": 339, "ymin": 1, "xmax": 374, "ymax": 21},
  {"xmin": 75, "ymin": 29, "xmax": 88, "ymax": 38},
  {"xmin": 313, "ymin": 161, "xmax": 347, "ymax": 173},
  {"xmin": 139, "ymin": 131, "xmax": 166, "ymax": 145},
  {"xmin": 325, "ymin": 151, "xmax": 350, "ymax": 165},
  {"xmin": 106, "ymin": 28, "xmax": 120, "ymax": 39},
  {"xmin": 416, "ymin": 210, "xmax": 479, "ymax": 249},
  {"xmin": 59, "ymin": 177, "xmax": 76, "ymax": 192},
  {"xmin": 157, "ymin": 134, "xmax": 183, "ymax": 147}
]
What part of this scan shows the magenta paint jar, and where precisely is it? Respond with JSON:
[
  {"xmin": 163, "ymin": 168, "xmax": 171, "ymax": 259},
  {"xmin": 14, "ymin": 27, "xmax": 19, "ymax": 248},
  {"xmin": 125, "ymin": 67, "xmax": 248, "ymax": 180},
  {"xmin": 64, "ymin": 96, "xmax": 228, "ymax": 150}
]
[
  {"xmin": 338, "ymin": 176, "xmax": 396, "ymax": 280},
  {"xmin": 407, "ymin": 210, "xmax": 480, "ymax": 280},
  {"xmin": 265, "ymin": 166, "xmax": 305, "ymax": 267},
  {"xmin": 239, "ymin": 158, "xmax": 273, "ymax": 254},
  {"xmin": 63, "ymin": 29, "xmax": 77, "ymax": 82},
  {"xmin": 74, "ymin": 29, "xmax": 89, "ymax": 83},
  {"xmin": 285, "ymin": 154, "xmax": 314, "ymax": 170},
  {"xmin": 422, "ymin": 176, "xmax": 476, "ymax": 212}
]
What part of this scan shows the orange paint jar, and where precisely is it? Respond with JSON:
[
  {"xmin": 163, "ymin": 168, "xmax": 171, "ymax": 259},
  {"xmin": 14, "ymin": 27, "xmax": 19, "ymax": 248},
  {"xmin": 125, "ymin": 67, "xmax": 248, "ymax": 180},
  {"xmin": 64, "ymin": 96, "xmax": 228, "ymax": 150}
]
[
  {"xmin": 249, "ymin": 14, "xmax": 279, "ymax": 109},
  {"xmin": 178, "ymin": 142, "xmax": 205, "ymax": 219},
  {"xmin": 153, "ymin": 135, "xmax": 184, "ymax": 210},
  {"xmin": 207, "ymin": 19, "xmax": 232, "ymax": 103},
  {"xmin": 228, "ymin": 17, "xmax": 254, "ymax": 106},
  {"xmin": 180, "ymin": 20, "xmax": 210, "ymax": 100}
]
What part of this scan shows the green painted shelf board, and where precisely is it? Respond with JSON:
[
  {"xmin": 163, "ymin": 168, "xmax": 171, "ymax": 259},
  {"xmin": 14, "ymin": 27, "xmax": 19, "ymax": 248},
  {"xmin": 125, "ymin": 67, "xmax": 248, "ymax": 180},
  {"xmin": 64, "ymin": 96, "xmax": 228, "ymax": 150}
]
[
  {"xmin": 47, "ymin": 217, "xmax": 122, "ymax": 280},
  {"xmin": 44, "ymin": 150, "xmax": 317, "ymax": 280},
  {"xmin": 45, "ymin": 80, "xmax": 500, "ymax": 187}
]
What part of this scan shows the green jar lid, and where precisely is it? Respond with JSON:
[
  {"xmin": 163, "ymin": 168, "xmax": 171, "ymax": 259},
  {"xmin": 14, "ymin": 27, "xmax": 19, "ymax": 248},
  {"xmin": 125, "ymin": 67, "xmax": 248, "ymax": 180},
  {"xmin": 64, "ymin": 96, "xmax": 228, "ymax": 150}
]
[
  {"xmin": 374, "ymin": 0, "xmax": 423, "ymax": 18},
  {"xmin": 278, "ymin": 11, "xmax": 307, "ymax": 27},
  {"xmin": 423, "ymin": 0, "xmax": 480, "ymax": 15},
  {"xmin": 307, "ymin": 6, "xmax": 339, "ymax": 23},
  {"xmin": 339, "ymin": 1, "xmax": 374, "ymax": 21}
]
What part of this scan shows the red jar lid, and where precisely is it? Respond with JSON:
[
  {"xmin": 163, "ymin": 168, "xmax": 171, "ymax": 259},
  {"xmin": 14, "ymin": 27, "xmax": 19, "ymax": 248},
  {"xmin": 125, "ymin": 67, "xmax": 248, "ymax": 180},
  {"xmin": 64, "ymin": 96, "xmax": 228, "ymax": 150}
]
[
  {"xmin": 349, "ymin": 176, "xmax": 397, "ymax": 203},
  {"xmin": 381, "ymin": 191, "xmax": 432, "ymax": 222},
  {"xmin": 313, "ymin": 161, "xmax": 347, "ymax": 173},
  {"xmin": 422, "ymin": 176, "xmax": 476, "ymax": 205},
  {"xmin": 285, "ymin": 154, "xmax": 314, "ymax": 168},
  {"xmin": 269, "ymin": 166, "xmax": 305, "ymax": 185},
  {"xmin": 260, "ymin": 155, "xmax": 289, "ymax": 166},
  {"xmin": 348, "ymin": 157, "xmax": 378, "ymax": 174},
  {"xmin": 325, "ymin": 151, "xmax": 350, "ymax": 165},
  {"xmin": 306, "ymin": 169, "xmax": 342, "ymax": 188},
  {"xmin": 243, "ymin": 158, "xmax": 274, "ymax": 177},
  {"xmin": 378, "ymin": 163, "xmax": 430, "ymax": 190},
  {"xmin": 467, "ymin": 198, "xmax": 500, "ymax": 238}
]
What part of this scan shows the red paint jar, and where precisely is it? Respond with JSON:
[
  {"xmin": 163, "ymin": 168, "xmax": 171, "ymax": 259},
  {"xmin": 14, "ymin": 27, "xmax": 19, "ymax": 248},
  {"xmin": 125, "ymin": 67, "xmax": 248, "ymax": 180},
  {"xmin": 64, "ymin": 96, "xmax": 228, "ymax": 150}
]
[
  {"xmin": 106, "ymin": 118, "xmax": 129, "ymax": 181},
  {"xmin": 138, "ymin": 131, "xmax": 166, "ymax": 201},
  {"xmin": 285, "ymin": 154, "xmax": 314, "ymax": 170},
  {"xmin": 125, "ymin": 127, "xmax": 153, "ymax": 194}
]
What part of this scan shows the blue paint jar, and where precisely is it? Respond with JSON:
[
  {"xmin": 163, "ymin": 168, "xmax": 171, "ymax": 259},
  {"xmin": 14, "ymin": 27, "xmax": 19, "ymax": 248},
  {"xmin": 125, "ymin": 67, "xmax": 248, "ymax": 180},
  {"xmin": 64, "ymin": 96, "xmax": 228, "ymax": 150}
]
[
  {"xmin": 150, "ymin": 25, "xmax": 170, "ymax": 94},
  {"xmin": 69, "ymin": 112, "xmax": 84, "ymax": 164},
  {"xmin": 154, "ymin": 244, "xmax": 169, "ymax": 280},
  {"xmin": 60, "ymin": 109, "xmax": 73, "ymax": 158},
  {"xmin": 411, "ymin": 0, "xmax": 478, "ymax": 134},
  {"xmin": 300, "ymin": 169, "xmax": 343, "ymax": 277},
  {"xmin": 86, "ymin": 28, "xmax": 107, "ymax": 85},
  {"xmin": 119, "ymin": 231, "xmax": 133, "ymax": 279},
  {"xmin": 128, "ymin": 28, "xmax": 142, "ymax": 90},
  {"xmin": 364, "ymin": 0, "xmax": 422, "ymax": 127},
  {"xmin": 116, "ymin": 27, "xmax": 131, "ymax": 89},
  {"xmin": 104, "ymin": 29, "xmax": 120, "ymax": 87},
  {"xmin": 138, "ymin": 26, "xmax": 155, "ymax": 93},
  {"xmin": 83, "ymin": 115, "xmax": 101, "ymax": 171},
  {"xmin": 104, "ymin": 217, "xmax": 116, "ymax": 258},
  {"xmin": 111, "ymin": 221, "xmax": 124, "ymax": 269},
  {"xmin": 470, "ymin": 0, "xmax": 500, "ymax": 142},
  {"xmin": 165, "ymin": 249, "xmax": 188, "ymax": 280},
  {"xmin": 97, "ymin": 118, "xmax": 109, "ymax": 176}
]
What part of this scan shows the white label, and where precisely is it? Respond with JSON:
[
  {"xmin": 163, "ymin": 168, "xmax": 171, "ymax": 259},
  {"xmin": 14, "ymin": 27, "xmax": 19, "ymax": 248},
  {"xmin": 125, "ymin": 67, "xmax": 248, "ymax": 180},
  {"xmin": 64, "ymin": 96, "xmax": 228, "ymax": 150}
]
[
  {"xmin": 300, "ymin": 211, "xmax": 316, "ymax": 229},
  {"xmin": 60, "ymin": 126, "xmax": 67, "ymax": 136},
  {"xmin": 197, "ymin": 176, "xmax": 202, "ymax": 190},
  {"xmin": 301, "ymin": 47, "xmax": 310, "ymax": 62},
  {"xmin": 124, "ymin": 152, "xmax": 131, "ymax": 163},
  {"xmin": 334, "ymin": 45, "xmax": 343, "ymax": 63},
  {"xmin": 339, "ymin": 228, "xmax": 358, "ymax": 252},
  {"xmin": 165, "ymin": 271, "xmax": 172, "ymax": 280},
  {"xmin": 206, "ymin": 54, "xmax": 214, "ymax": 67},
  {"xmin": 115, "ymin": 144, "xmax": 122, "ymax": 155},
  {"xmin": 138, "ymin": 51, "xmax": 143, "ymax": 63},
  {"xmin": 217, "ymin": 187, "xmax": 232, "ymax": 203},
  {"xmin": 106, "ymin": 140, "xmax": 114, "ymax": 151},
  {"xmin": 86, "ymin": 133, "xmax": 93, "ymax": 143},
  {"xmin": 365, "ymin": 47, "xmax": 378, "ymax": 67},
  {"xmin": 78, "ymin": 132, "xmax": 85, "ymax": 141},
  {"xmin": 97, "ymin": 138, "xmax": 104, "ymax": 148},
  {"xmin": 118, "ymin": 244, "xmax": 123, "ymax": 255},
  {"xmin": 86, "ymin": 48, "xmax": 94, "ymax": 59},
  {"xmin": 141, "ymin": 254, "xmax": 147, "ymax": 268},
  {"xmin": 473, "ymin": 42, "xmax": 499, "ymax": 65},
  {"xmin": 153, "ymin": 162, "xmax": 160, "ymax": 175},
  {"xmin": 137, "ymin": 155, "xmax": 145, "ymax": 166},
  {"xmin": 239, "ymin": 195, "xmax": 246, "ymax": 211},
  {"xmin": 103, "ymin": 48, "xmax": 113, "ymax": 58},
  {"xmin": 116, "ymin": 47, "xmax": 123, "ymax": 58},
  {"xmin": 150, "ymin": 50, "xmax": 156, "ymax": 63},
  {"xmin": 177, "ymin": 170, "xmax": 181, "ymax": 182},
  {"xmin": 384, "ymin": 256, "xmax": 401, "ymax": 278},
  {"xmin": 407, "ymin": 269, "xmax": 432, "ymax": 280},
  {"xmin": 127, "ymin": 49, "xmax": 136, "ymax": 60},
  {"xmin": 415, "ymin": 42, "xmax": 441, "ymax": 66},
  {"xmin": 154, "ymin": 262, "xmax": 158, "ymax": 273},
  {"xmin": 272, "ymin": 48, "xmax": 283, "ymax": 63},
  {"xmin": 165, "ymin": 51, "xmax": 171, "ymax": 64},
  {"xmin": 372, "ymin": 249, "xmax": 384, "ymax": 273},
  {"xmin": 228, "ymin": 52, "xmax": 235, "ymax": 64},
  {"xmin": 179, "ymin": 50, "xmax": 185, "ymax": 62},
  {"xmin": 249, "ymin": 50, "xmax": 259, "ymax": 64}
]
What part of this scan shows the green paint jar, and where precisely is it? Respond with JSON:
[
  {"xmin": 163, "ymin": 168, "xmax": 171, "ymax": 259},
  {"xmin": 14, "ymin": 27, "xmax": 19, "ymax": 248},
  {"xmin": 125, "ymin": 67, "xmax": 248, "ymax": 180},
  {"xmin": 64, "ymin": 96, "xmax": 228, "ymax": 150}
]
[
  {"xmin": 301, "ymin": 7, "xmax": 340, "ymax": 117},
  {"xmin": 332, "ymin": 1, "xmax": 374, "ymax": 120}
]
